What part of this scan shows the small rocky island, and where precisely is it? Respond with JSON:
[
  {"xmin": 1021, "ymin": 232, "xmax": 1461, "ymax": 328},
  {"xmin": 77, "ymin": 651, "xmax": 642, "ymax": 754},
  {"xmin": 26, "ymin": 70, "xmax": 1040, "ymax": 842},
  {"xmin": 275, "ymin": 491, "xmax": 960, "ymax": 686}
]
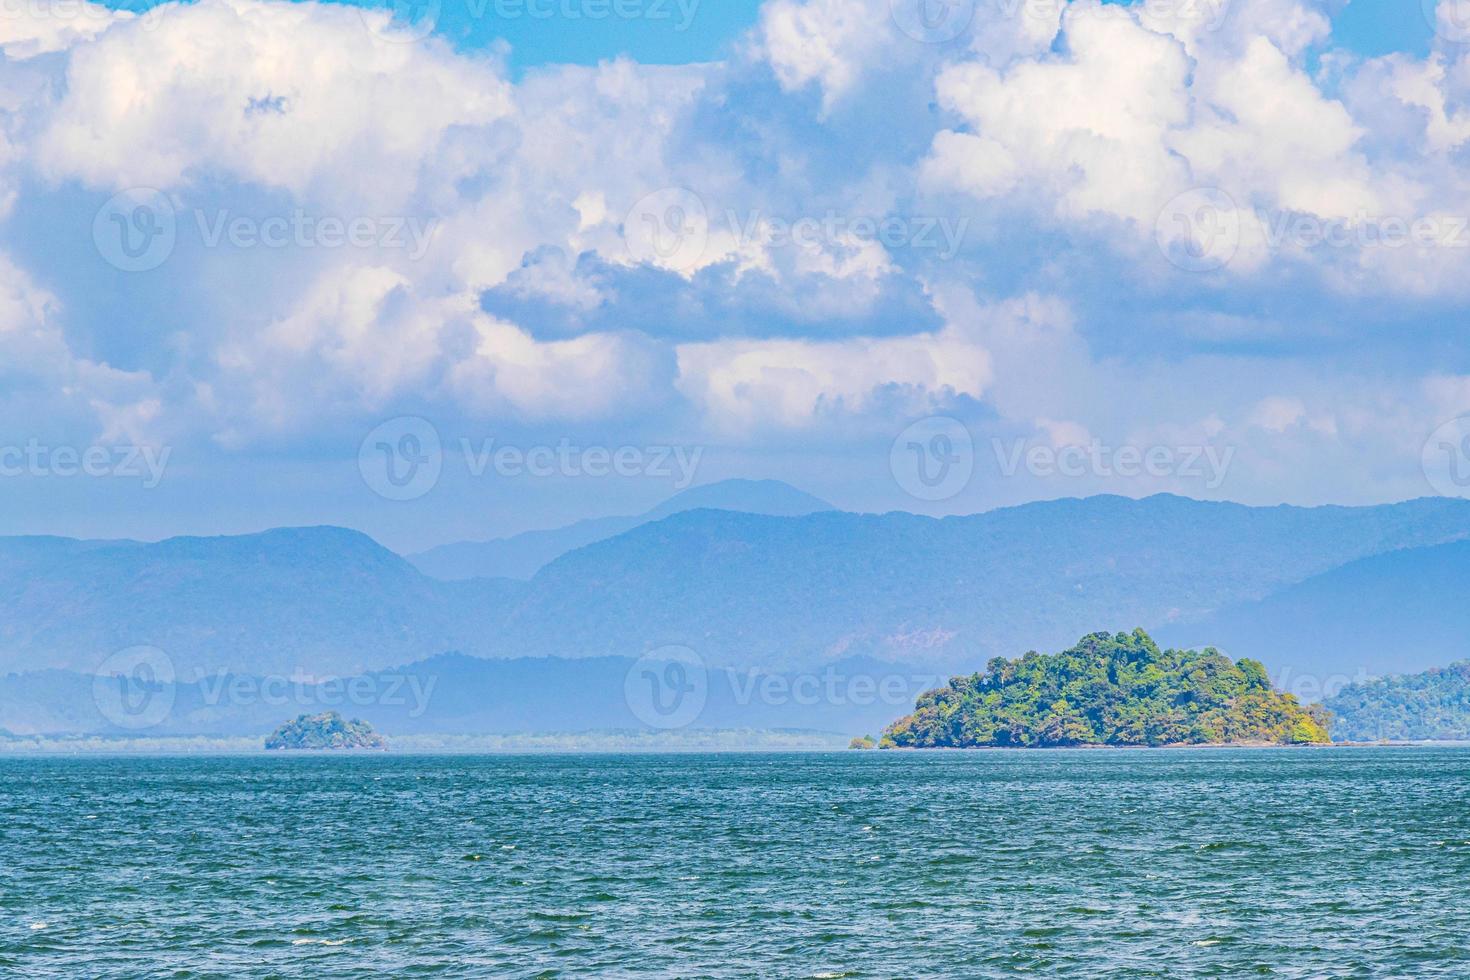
[
  {"xmin": 873, "ymin": 629, "xmax": 1331, "ymax": 748},
  {"xmin": 264, "ymin": 712, "xmax": 388, "ymax": 750}
]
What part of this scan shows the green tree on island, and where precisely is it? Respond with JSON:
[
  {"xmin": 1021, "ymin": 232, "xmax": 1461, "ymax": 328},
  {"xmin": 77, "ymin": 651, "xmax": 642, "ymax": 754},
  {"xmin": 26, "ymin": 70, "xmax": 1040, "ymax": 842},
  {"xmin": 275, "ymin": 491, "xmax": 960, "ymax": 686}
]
[{"xmin": 881, "ymin": 629, "xmax": 1331, "ymax": 748}]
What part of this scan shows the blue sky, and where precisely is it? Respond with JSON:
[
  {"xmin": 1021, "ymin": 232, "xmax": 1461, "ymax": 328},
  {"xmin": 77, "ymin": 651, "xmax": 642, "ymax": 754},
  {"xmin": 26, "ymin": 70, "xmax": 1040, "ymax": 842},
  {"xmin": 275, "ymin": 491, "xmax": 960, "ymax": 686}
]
[
  {"xmin": 3, "ymin": 0, "xmax": 1470, "ymax": 551},
  {"xmin": 99, "ymin": 0, "xmax": 1442, "ymax": 66}
]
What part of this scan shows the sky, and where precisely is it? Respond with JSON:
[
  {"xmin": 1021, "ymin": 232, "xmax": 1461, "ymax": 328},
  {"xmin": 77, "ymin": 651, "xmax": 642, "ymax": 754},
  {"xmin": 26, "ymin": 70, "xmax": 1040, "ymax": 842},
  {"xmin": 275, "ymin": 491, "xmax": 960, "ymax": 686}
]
[{"xmin": 2, "ymin": 0, "xmax": 1470, "ymax": 552}]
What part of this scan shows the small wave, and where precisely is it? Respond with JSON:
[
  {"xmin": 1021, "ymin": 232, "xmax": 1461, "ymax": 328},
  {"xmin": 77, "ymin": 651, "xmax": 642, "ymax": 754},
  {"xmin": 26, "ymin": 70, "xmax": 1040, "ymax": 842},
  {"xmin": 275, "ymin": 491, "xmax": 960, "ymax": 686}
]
[{"xmin": 291, "ymin": 938, "xmax": 351, "ymax": 947}]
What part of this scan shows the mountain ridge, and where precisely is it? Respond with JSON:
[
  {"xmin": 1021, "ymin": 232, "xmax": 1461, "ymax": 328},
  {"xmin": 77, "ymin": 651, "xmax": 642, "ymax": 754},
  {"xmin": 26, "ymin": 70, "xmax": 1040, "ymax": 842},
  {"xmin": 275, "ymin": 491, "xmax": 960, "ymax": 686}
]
[
  {"xmin": 0, "ymin": 493, "xmax": 1467, "ymax": 684},
  {"xmin": 408, "ymin": 478, "xmax": 834, "ymax": 581}
]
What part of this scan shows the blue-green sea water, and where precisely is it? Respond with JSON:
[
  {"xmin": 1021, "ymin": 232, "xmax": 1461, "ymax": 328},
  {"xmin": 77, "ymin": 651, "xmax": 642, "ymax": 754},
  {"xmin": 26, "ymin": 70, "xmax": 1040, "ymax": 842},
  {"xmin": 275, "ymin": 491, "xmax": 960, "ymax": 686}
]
[{"xmin": 4, "ymin": 748, "xmax": 1470, "ymax": 977}]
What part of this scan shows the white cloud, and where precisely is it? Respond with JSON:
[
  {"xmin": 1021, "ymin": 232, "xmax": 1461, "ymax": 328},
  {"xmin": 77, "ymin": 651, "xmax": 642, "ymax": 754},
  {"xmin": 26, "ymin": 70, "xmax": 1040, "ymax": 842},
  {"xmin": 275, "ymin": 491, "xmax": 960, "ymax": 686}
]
[
  {"xmin": 0, "ymin": 0, "xmax": 1464, "ymax": 515},
  {"xmin": 448, "ymin": 313, "xmax": 670, "ymax": 422},
  {"xmin": 757, "ymin": 0, "xmax": 891, "ymax": 107},
  {"xmin": 0, "ymin": 0, "xmax": 126, "ymax": 59},
  {"xmin": 35, "ymin": 0, "xmax": 512, "ymax": 207},
  {"xmin": 1172, "ymin": 36, "xmax": 1384, "ymax": 220},
  {"xmin": 676, "ymin": 322, "xmax": 991, "ymax": 431},
  {"xmin": 928, "ymin": 4, "xmax": 1193, "ymax": 224},
  {"xmin": 0, "ymin": 253, "xmax": 160, "ymax": 445}
]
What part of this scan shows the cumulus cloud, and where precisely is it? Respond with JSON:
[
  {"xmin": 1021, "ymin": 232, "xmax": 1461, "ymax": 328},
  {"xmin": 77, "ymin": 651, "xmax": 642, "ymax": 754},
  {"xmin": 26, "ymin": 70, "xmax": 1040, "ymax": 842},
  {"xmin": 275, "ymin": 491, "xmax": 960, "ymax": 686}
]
[
  {"xmin": 675, "ymin": 326, "xmax": 991, "ymax": 432},
  {"xmin": 35, "ymin": 0, "xmax": 512, "ymax": 206},
  {"xmin": 0, "ymin": 0, "xmax": 1465, "ymax": 517},
  {"xmin": 0, "ymin": 253, "xmax": 160, "ymax": 446}
]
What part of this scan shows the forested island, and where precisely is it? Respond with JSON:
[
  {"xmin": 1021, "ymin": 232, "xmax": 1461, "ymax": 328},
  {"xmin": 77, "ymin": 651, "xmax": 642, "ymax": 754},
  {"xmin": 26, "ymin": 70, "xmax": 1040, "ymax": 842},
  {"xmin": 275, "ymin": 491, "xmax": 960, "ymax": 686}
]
[
  {"xmin": 1324, "ymin": 662, "xmax": 1470, "ymax": 741},
  {"xmin": 878, "ymin": 630, "xmax": 1331, "ymax": 748},
  {"xmin": 264, "ymin": 712, "xmax": 387, "ymax": 750}
]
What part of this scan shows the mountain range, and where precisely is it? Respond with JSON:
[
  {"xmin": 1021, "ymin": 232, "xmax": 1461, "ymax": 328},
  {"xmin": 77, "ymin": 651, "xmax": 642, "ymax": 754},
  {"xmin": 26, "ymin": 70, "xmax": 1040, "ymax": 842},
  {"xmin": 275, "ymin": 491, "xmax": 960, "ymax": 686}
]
[
  {"xmin": 1157, "ymin": 538, "xmax": 1470, "ymax": 686},
  {"xmin": 1, "ymin": 483, "xmax": 1468, "ymax": 737},
  {"xmin": 407, "ymin": 478, "xmax": 833, "ymax": 580}
]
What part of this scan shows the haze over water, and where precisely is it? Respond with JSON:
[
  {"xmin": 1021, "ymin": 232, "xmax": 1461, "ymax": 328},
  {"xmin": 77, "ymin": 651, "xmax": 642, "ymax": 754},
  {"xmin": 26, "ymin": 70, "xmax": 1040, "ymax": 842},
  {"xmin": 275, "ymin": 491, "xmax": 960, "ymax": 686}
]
[{"xmin": 5, "ymin": 748, "xmax": 1469, "ymax": 977}]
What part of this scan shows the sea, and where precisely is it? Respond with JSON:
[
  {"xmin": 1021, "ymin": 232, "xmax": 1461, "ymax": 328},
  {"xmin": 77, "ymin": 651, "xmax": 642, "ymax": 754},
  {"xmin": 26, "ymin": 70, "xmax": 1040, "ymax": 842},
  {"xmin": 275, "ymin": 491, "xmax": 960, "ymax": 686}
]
[{"xmin": 3, "ymin": 748, "xmax": 1469, "ymax": 977}]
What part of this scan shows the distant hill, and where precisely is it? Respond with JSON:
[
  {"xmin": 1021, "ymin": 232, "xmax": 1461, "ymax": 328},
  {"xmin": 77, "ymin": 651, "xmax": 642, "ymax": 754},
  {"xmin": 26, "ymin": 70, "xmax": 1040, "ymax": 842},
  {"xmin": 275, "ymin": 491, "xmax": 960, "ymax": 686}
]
[
  {"xmin": 488, "ymin": 494, "xmax": 1470, "ymax": 672},
  {"xmin": 0, "ymin": 494, "xmax": 1468, "ymax": 691},
  {"xmin": 407, "ymin": 478, "xmax": 834, "ymax": 580},
  {"xmin": 1324, "ymin": 662, "xmax": 1470, "ymax": 741},
  {"xmin": 0, "ymin": 527, "xmax": 520, "ymax": 678},
  {"xmin": 1156, "ymin": 539, "xmax": 1470, "ymax": 686}
]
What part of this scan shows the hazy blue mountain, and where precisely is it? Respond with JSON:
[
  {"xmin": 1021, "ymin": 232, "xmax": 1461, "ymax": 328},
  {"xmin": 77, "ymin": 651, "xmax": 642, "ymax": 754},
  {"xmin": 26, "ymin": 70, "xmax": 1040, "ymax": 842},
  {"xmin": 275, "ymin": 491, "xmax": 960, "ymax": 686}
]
[
  {"xmin": 2, "ymin": 495, "xmax": 1469, "ymax": 697},
  {"xmin": 1157, "ymin": 539, "xmax": 1470, "ymax": 687},
  {"xmin": 407, "ymin": 478, "xmax": 833, "ymax": 580},
  {"xmin": 0, "ymin": 527, "xmax": 522, "ymax": 678},
  {"xmin": 489, "ymin": 494, "xmax": 1470, "ymax": 672}
]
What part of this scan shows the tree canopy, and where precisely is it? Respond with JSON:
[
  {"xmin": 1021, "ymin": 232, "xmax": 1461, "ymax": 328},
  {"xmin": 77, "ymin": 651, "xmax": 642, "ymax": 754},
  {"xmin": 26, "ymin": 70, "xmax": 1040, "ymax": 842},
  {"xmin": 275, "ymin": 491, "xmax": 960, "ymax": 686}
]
[
  {"xmin": 1324, "ymin": 662, "xmax": 1470, "ymax": 741},
  {"xmin": 881, "ymin": 629, "xmax": 1330, "ymax": 748}
]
